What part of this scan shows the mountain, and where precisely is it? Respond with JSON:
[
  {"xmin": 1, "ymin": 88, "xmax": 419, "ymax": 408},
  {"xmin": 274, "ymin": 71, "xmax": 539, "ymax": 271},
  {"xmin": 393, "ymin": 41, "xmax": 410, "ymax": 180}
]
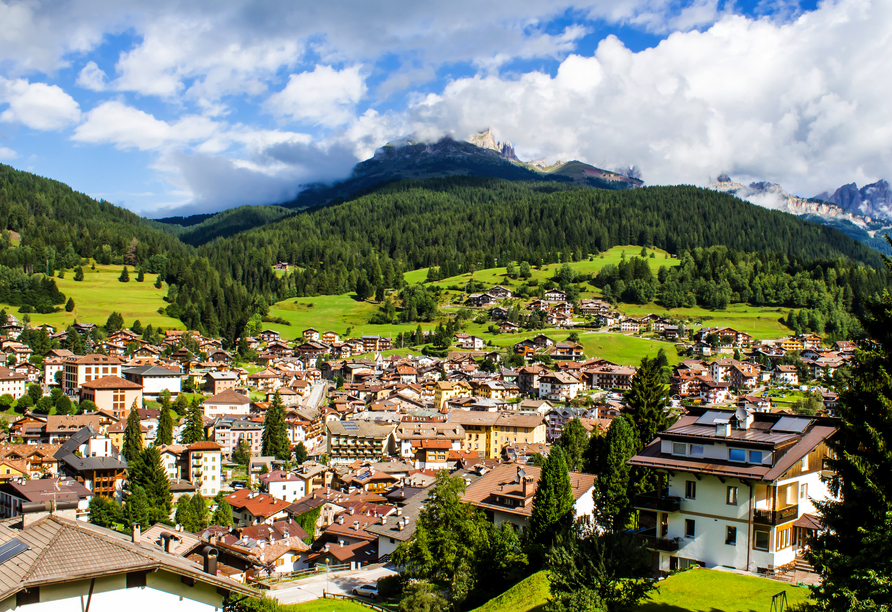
[
  {"xmin": 815, "ymin": 180, "xmax": 892, "ymax": 221},
  {"xmin": 709, "ymin": 176, "xmax": 892, "ymax": 254}
]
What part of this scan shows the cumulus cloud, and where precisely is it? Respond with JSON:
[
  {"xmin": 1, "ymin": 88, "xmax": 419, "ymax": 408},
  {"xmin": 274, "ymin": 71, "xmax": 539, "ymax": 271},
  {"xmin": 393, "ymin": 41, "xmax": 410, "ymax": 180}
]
[
  {"xmin": 0, "ymin": 78, "xmax": 81, "ymax": 130},
  {"xmin": 76, "ymin": 61, "xmax": 108, "ymax": 91},
  {"xmin": 0, "ymin": 146, "xmax": 17, "ymax": 160},
  {"xmin": 265, "ymin": 65, "xmax": 367, "ymax": 127},
  {"xmin": 72, "ymin": 100, "xmax": 218, "ymax": 150}
]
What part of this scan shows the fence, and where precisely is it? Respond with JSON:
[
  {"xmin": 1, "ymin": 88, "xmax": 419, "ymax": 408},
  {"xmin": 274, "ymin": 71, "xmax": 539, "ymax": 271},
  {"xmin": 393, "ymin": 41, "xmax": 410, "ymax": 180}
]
[
  {"xmin": 257, "ymin": 562, "xmax": 352, "ymax": 587},
  {"xmin": 323, "ymin": 591, "xmax": 389, "ymax": 612}
]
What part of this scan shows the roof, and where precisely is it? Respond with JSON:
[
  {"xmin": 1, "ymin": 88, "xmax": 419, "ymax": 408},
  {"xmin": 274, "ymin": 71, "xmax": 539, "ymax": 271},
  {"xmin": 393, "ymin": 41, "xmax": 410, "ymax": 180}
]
[
  {"xmin": 0, "ymin": 478, "xmax": 92, "ymax": 503},
  {"xmin": 188, "ymin": 441, "xmax": 222, "ymax": 451},
  {"xmin": 327, "ymin": 420, "xmax": 395, "ymax": 439},
  {"xmin": 68, "ymin": 354, "xmax": 123, "ymax": 365},
  {"xmin": 45, "ymin": 415, "xmax": 101, "ymax": 434},
  {"xmin": 122, "ymin": 365, "xmax": 184, "ymax": 377},
  {"xmin": 205, "ymin": 389, "xmax": 251, "ymax": 404},
  {"xmin": 224, "ymin": 490, "xmax": 291, "ymax": 518},
  {"xmin": 81, "ymin": 375, "xmax": 143, "ymax": 390},
  {"xmin": 0, "ymin": 515, "xmax": 254, "ymax": 601}
]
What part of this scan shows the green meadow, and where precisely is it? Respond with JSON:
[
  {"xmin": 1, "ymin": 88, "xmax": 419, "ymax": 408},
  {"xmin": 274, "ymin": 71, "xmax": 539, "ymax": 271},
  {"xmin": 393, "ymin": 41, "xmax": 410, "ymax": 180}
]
[{"xmin": 1, "ymin": 264, "xmax": 184, "ymax": 331}]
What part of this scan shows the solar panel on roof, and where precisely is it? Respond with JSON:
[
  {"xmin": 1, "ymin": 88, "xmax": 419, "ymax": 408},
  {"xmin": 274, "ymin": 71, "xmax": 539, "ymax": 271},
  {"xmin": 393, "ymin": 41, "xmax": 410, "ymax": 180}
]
[
  {"xmin": 342, "ymin": 421, "xmax": 359, "ymax": 431},
  {"xmin": 771, "ymin": 417, "xmax": 812, "ymax": 433},
  {"xmin": 0, "ymin": 538, "xmax": 29, "ymax": 564}
]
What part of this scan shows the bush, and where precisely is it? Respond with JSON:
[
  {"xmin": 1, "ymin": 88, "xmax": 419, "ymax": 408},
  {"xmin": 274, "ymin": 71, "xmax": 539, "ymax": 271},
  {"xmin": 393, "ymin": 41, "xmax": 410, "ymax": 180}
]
[{"xmin": 377, "ymin": 574, "xmax": 404, "ymax": 599}]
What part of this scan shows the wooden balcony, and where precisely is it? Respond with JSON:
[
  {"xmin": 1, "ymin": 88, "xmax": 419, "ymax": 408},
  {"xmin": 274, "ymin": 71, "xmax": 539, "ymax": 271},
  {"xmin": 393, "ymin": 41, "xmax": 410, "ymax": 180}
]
[
  {"xmin": 753, "ymin": 504, "xmax": 799, "ymax": 526},
  {"xmin": 633, "ymin": 491, "xmax": 682, "ymax": 513},
  {"xmin": 634, "ymin": 528, "xmax": 681, "ymax": 552}
]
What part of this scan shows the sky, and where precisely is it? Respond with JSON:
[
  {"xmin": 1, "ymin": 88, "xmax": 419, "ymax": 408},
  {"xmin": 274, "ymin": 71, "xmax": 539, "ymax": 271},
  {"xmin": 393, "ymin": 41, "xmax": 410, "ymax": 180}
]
[{"xmin": 0, "ymin": 0, "xmax": 890, "ymax": 218}]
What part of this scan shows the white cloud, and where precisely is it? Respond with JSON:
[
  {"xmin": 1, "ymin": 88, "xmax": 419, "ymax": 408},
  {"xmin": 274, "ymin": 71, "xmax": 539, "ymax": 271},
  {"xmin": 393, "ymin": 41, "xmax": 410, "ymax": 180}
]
[
  {"xmin": 72, "ymin": 100, "xmax": 217, "ymax": 150},
  {"xmin": 0, "ymin": 78, "xmax": 81, "ymax": 130},
  {"xmin": 0, "ymin": 146, "xmax": 17, "ymax": 160},
  {"xmin": 76, "ymin": 61, "xmax": 108, "ymax": 91},
  {"xmin": 266, "ymin": 65, "xmax": 367, "ymax": 127}
]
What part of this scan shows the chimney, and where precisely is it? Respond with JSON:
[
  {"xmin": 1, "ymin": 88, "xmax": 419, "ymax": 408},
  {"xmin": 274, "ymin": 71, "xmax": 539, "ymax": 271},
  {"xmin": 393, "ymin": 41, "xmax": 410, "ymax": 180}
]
[
  {"xmin": 202, "ymin": 546, "xmax": 218, "ymax": 575},
  {"xmin": 338, "ymin": 539, "xmax": 345, "ymax": 547},
  {"xmin": 353, "ymin": 520, "xmax": 359, "ymax": 530},
  {"xmin": 324, "ymin": 543, "xmax": 331, "ymax": 552},
  {"xmin": 338, "ymin": 515, "xmax": 345, "ymax": 525},
  {"xmin": 716, "ymin": 423, "xmax": 731, "ymax": 438},
  {"xmin": 132, "ymin": 524, "xmax": 141, "ymax": 545},
  {"xmin": 349, "ymin": 507, "xmax": 355, "ymax": 515}
]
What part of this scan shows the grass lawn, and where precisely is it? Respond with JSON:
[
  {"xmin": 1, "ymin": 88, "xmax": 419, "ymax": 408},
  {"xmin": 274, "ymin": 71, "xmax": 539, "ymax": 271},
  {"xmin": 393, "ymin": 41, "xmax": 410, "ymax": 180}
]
[
  {"xmin": 640, "ymin": 568, "xmax": 811, "ymax": 612},
  {"xmin": 484, "ymin": 330, "xmax": 682, "ymax": 366},
  {"xmin": 469, "ymin": 569, "xmax": 810, "ymax": 612},
  {"xmin": 621, "ymin": 303, "xmax": 793, "ymax": 341},
  {"xmin": 471, "ymin": 571, "xmax": 550, "ymax": 612},
  {"xmin": 0, "ymin": 264, "xmax": 183, "ymax": 331}
]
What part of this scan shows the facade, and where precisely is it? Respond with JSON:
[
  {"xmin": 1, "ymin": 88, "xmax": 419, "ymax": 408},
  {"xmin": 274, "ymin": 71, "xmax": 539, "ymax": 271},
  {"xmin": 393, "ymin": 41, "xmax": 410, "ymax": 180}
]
[
  {"xmin": 0, "ymin": 367, "xmax": 27, "ymax": 398},
  {"xmin": 62, "ymin": 354, "xmax": 122, "ymax": 395},
  {"xmin": 122, "ymin": 365, "xmax": 184, "ymax": 400},
  {"xmin": 447, "ymin": 411, "xmax": 546, "ymax": 459},
  {"xmin": 394, "ymin": 421, "xmax": 465, "ymax": 469},
  {"xmin": 628, "ymin": 407, "xmax": 837, "ymax": 574},
  {"xmin": 53, "ymin": 427, "xmax": 128, "ymax": 501},
  {"xmin": 326, "ymin": 420, "xmax": 395, "ymax": 464},
  {"xmin": 80, "ymin": 375, "xmax": 143, "ymax": 419},
  {"xmin": 187, "ymin": 441, "xmax": 223, "ymax": 497},
  {"xmin": 259, "ymin": 470, "xmax": 306, "ymax": 503},
  {"xmin": 203, "ymin": 389, "xmax": 252, "ymax": 418},
  {"xmin": 538, "ymin": 371, "xmax": 581, "ymax": 401}
]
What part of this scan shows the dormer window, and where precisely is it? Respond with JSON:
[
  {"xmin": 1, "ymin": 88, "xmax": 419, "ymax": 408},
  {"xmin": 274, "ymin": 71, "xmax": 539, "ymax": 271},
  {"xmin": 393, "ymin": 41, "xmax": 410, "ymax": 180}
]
[
  {"xmin": 749, "ymin": 450, "xmax": 763, "ymax": 464},
  {"xmin": 672, "ymin": 443, "xmax": 686, "ymax": 456},
  {"xmin": 690, "ymin": 445, "xmax": 704, "ymax": 458},
  {"xmin": 728, "ymin": 448, "xmax": 746, "ymax": 462}
]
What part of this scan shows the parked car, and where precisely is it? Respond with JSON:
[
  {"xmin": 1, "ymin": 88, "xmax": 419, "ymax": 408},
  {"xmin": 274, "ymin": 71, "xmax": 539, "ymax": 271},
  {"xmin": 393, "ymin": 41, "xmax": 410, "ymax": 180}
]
[{"xmin": 353, "ymin": 584, "xmax": 379, "ymax": 600}]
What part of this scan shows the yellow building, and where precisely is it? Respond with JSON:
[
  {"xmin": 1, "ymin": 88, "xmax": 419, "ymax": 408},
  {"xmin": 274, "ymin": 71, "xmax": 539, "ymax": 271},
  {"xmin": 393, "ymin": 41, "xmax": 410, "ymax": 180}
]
[
  {"xmin": 780, "ymin": 337, "xmax": 804, "ymax": 352},
  {"xmin": 434, "ymin": 381, "xmax": 472, "ymax": 410},
  {"xmin": 447, "ymin": 411, "xmax": 546, "ymax": 459}
]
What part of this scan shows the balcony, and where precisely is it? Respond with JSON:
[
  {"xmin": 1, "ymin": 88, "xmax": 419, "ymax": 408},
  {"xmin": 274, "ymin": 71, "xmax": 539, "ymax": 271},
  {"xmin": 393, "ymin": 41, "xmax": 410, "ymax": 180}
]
[
  {"xmin": 753, "ymin": 504, "xmax": 799, "ymax": 526},
  {"xmin": 633, "ymin": 491, "xmax": 683, "ymax": 513},
  {"xmin": 633, "ymin": 528, "xmax": 682, "ymax": 552}
]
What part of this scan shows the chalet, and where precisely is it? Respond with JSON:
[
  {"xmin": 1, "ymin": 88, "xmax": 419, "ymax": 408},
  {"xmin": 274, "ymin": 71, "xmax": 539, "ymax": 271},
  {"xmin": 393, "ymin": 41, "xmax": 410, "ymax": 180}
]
[
  {"xmin": 490, "ymin": 306, "xmax": 510, "ymax": 319},
  {"xmin": 54, "ymin": 427, "xmax": 127, "ymax": 501},
  {"xmin": 773, "ymin": 365, "xmax": 799, "ymax": 386},
  {"xmin": 544, "ymin": 289, "xmax": 566, "ymax": 302},
  {"xmin": 487, "ymin": 286, "xmax": 512, "ymax": 299},
  {"xmin": 465, "ymin": 293, "xmax": 495, "ymax": 307},
  {"xmin": 302, "ymin": 328, "xmax": 320, "ymax": 341},
  {"xmin": 552, "ymin": 342, "xmax": 584, "ymax": 360},
  {"xmin": 538, "ymin": 372, "xmax": 581, "ymax": 402},
  {"xmin": 498, "ymin": 321, "xmax": 520, "ymax": 334},
  {"xmin": 259, "ymin": 330, "xmax": 280, "ymax": 344},
  {"xmin": 205, "ymin": 349, "xmax": 233, "ymax": 365}
]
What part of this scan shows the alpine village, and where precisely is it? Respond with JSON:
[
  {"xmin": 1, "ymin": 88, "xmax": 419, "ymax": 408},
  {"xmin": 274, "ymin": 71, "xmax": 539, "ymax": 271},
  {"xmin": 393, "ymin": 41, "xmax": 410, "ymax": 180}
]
[{"xmin": 0, "ymin": 126, "xmax": 890, "ymax": 612}]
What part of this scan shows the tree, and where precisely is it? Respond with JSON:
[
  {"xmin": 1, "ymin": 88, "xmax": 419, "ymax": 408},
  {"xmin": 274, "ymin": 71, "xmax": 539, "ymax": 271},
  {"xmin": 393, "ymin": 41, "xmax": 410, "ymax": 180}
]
[
  {"xmin": 261, "ymin": 392, "xmax": 290, "ymax": 460},
  {"xmin": 0, "ymin": 394, "xmax": 14, "ymax": 412},
  {"xmin": 154, "ymin": 275, "xmax": 163, "ymax": 289},
  {"xmin": 398, "ymin": 581, "xmax": 449, "ymax": 612},
  {"xmin": 175, "ymin": 494, "xmax": 196, "ymax": 531},
  {"xmin": 136, "ymin": 269, "xmax": 145, "ymax": 282},
  {"xmin": 180, "ymin": 398, "xmax": 206, "ymax": 444},
  {"xmin": 27, "ymin": 384, "xmax": 42, "ymax": 404},
  {"xmin": 65, "ymin": 297, "xmax": 75, "ymax": 312},
  {"xmin": 122, "ymin": 407, "xmax": 144, "ymax": 463},
  {"xmin": 74, "ymin": 266, "xmax": 84, "ymax": 281},
  {"xmin": 15, "ymin": 395, "xmax": 32, "ymax": 414},
  {"xmin": 33, "ymin": 396, "xmax": 53, "ymax": 415},
  {"xmin": 212, "ymin": 492, "xmax": 233, "ymax": 527},
  {"xmin": 125, "ymin": 485, "xmax": 150, "ymax": 531},
  {"xmin": 294, "ymin": 441, "xmax": 308, "ymax": 465},
  {"xmin": 105, "ymin": 311, "xmax": 124, "ymax": 333},
  {"xmin": 528, "ymin": 446, "xmax": 574, "ymax": 546},
  {"xmin": 132, "ymin": 446, "xmax": 173, "ymax": 524},
  {"xmin": 231, "ymin": 439, "xmax": 251, "ymax": 465},
  {"xmin": 810, "ymin": 255, "xmax": 892, "ymax": 611},
  {"xmin": 89, "ymin": 496, "xmax": 122, "ymax": 528},
  {"xmin": 131, "ymin": 319, "xmax": 143, "ymax": 335},
  {"xmin": 556, "ymin": 418, "xmax": 589, "ymax": 472},
  {"xmin": 624, "ymin": 355, "xmax": 671, "ymax": 453},
  {"xmin": 119, "ymin": 266, "xmax": 130, "ymax": 282},
  {"xmin": 593, "ymin": 417, "xmax": 637, "ymax": 533},
  {"xmin": 190, "ymin": 493, "xmax": 210, "ymax": 531},
  {"xmin": 55, "ymin": 394, "xmax": 73, "ymax": 415},
  {"xmin": 156, "ymin": 405, "xmax": 174, "ymax": 446},
  {"xmin": 546, "ymin": 518, "xmax": 655, "ymax": 612},
  {"xmin": 78, "ymin": 399, "xmax": 96, "ymax": 413}
]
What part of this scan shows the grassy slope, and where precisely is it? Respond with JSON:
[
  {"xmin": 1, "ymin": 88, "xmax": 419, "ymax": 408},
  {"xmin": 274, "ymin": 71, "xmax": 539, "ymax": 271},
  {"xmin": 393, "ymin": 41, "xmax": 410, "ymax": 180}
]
[
  {"xmin": 0, "ymin": 264, "xmax": 184, "ymax": 330},
  {"xmin": 470, "ymin": 569, "xmax": 810, "ymax": 612},
  {"xmin": 282, "ymin": 599, "xmax": 372, "ymax": 612}
]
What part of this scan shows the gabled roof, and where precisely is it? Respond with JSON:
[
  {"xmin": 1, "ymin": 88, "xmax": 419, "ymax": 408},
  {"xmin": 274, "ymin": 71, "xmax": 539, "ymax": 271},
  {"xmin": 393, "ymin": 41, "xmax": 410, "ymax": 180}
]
[
  {"xmin": 205, "ymin": 389, "xmax": 251, "ymax": 405},
  {"xmin": 81, "ymin": 375, "xmax": 142, "ymax": 390}
]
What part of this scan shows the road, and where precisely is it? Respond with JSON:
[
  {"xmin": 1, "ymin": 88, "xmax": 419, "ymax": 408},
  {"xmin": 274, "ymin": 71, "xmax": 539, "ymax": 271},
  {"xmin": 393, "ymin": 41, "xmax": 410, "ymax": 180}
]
[
  {"xmin": 304, "ymin": 382, "xmax": 327, "ymax": 410},
  {"xmin": 271, "ymin": 564, "xmax": 397, "ymax": 605}
]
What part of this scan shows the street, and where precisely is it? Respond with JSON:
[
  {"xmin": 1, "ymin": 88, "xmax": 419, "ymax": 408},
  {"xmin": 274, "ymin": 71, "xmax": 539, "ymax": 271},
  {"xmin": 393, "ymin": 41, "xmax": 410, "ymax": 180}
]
[{"xmin": 271, "ymin": 564, "xmax": 397, "ymax": 605}]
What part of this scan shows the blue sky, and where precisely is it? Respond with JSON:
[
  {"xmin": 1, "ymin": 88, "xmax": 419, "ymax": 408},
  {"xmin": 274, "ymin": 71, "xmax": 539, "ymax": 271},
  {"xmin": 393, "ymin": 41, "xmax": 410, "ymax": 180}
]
[{"xmin": 0, "ymin": 0, "xmax": 889, "ymax": 217}]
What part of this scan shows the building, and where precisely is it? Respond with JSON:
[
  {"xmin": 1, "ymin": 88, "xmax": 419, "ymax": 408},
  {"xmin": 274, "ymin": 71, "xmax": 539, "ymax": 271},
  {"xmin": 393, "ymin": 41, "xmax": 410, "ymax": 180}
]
[
  {"xmin": 0, "ymin": 514, "xmax": 255, "ymax": 611},
  {"xmin": 53, "ymin": 427, "xmax": 128, "ymax": 501},
  {"xmin": 433, "ymin": 380, "xmax": 472, "ymax": 409},
  {"xmin": 62, "ymin": 354, "xmax": 122, "ymax": 395},
  {"xmin": 187, "ymin": 441, "xmax": 223, "ymax": 497},
  {"xmin": 0, "ymin": 368, "xmax": 27, "ymax": 398},
  {"xmin": 122, "ymin": 365, "xmax": 184, "ymax": 400},
  {"xmin": 394, "ymin": 421, "xmax": 465, "ymax": 469},
  {"xmin": 204, "ymin": 371, "xmax": 239, "ymax": 395},
  {"xmin": 628, "ymin": 407, "xmax": 837, "ymax": 574},
  {"xmin": 80, "ymin": 376, "xmax": 144, "ymax": 419},
  {"xmin": 0, "ymin": 477, "xmax": 92, "ymax": 521},
  {"xmin": 224, "ymin": 489, "xmax": 292, "ymax": 527},
  {"xmin": 203, "ymin": 389, "xmax": 251, "ymax": 418},
  {"xmin": 326, "ymin": 421, "xmax": 395, "ymax": 465},
  {"xmin": 538, "ymin": 371, "xmax": 581, "ymax": 401},
  {"xmin": 462, "ymin": 463, "xmax": 596, "ymax": 529},
  {"xmin": 258, "ymin": 470, "xmax": 306, "ymax": 503},
  {"xmin": 447, "ymin": 411, "xmax": 546, "ymax": 459}
]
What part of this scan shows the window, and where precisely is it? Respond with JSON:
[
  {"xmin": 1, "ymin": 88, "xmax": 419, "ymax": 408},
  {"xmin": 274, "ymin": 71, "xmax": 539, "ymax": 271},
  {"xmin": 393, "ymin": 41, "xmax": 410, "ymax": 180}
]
[
  {"xmin": 726, "ymin": 486, "xmax": 739, "ymax": 505},
  {"xmin": 749, "ymin": 450, "xmax": 763, "ymax": 464},
  {"xmin": 685, "ymin": 481, "xmax": 696, "ymax": 499},
  {"xmin": 685, "ymin": 519, "xmax": 695, "ymax": 538},
  {"xmin": 673, "ymin": 443, "xmax": 687, "ymax": 456},
  {"xmin": 726, "ymin": 526, "xmax": 737, "ymax": 545},
  {"xmin": 801, "ymin": 454, "xmax": 809, "ymax": 470},
  {"xmin": 754, "ymin": 530, "xmax": 770, "ymax": 551},
  {"xmin": 800, "ymin": 483, "xmax": 808, "ymax": 500},
  {"xmin": 728, "ymin": 448, "xmax": 746, "ymax": 462},
  {"xmin": 690, "ymin": 445, "xmax": 704, "ymax": 458}
]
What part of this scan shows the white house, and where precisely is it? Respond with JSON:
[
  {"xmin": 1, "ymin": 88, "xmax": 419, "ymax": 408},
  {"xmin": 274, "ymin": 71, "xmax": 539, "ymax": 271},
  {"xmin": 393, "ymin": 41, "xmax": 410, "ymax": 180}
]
[
  {"xmin": 629, "ymin": 407, "xmax": 837, "ymax": 574},
  {"xmin": 203, "ymin": 389, "xmax": 251, "ymax": 418},
  {"xmin": 538, "ymin": 371, "xmax": 580, "ymax": 401},
  {"xmin": 122, "ymin": 365, "xmax": 184, "ymax": 400},
  {"xmin": 258, "ymin": 469, "xmax": 306, "ymax": 503}
]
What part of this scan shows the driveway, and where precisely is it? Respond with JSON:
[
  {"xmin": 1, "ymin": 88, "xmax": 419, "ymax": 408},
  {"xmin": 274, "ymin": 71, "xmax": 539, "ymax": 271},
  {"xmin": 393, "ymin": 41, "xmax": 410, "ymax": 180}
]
[{"xmin": 271, "ymin": 564, "xmax": 397, "ymax": 605}]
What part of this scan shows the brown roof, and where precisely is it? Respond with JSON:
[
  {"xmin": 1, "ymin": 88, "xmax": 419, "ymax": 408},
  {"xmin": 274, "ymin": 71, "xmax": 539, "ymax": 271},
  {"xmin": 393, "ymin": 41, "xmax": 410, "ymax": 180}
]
[
  {"xmin": 462, "ymin": 463, "xmax": 596, "ymax": 517},
  {"xmin": 45, "ymin": 415, "xmax": 101, "ymax": 434},
  {"xmin": 81, "ymin": 375, "xmax": 142, "ymax": 390},
  {"xmin": 69, "ymin": 354, "xmax": 123, "ymax": 365},
  {"xmin": 224, "ymin": 490, "xmax": 291, "ymax": 518},
  {"xmin": 188, "ymin": 441, "xmax": 222, "ymax": 451},
  {"xmin": 206, "ymin": 389, "xmax": 251, "ymax": 405},
  {"xmin": 0, "ymin": 368, "xmax": 27, "ymax": 381}
]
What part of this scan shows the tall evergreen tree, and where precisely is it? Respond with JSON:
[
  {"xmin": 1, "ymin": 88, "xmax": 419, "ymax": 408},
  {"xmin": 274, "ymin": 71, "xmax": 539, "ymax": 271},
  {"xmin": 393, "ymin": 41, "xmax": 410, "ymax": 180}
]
[
  {"xmin": 156, "ymin": 404, "xmax": 174, "ymax": 447},
  {"xmin": 556, "ymin": 418, "xmax": 589, "ymax": 472},
  {"xmin": 294, "ymin": 441, "xmax": 308, "ymax": 465},
  {"xmin": 190, "ymin": 493, "xmax": 210, "ymax": 531},
  {"xmin": 122, "ymin": 406, "xmax": 144, "ymax": 464},
  {"xmin": 119, "ymin": 266, "xmax": 130, "ymax": 282},
  {"xmin": 593, "ymin": 417, "xmax": 637, "ymax": 533},
  {"xmin": 125, "ymin": 485, "xmax": 150, "ymax": 531},
  {"xmin": 136, "ymin": 446, "xmax": 173, "ymax": 524},
  {"xmin": 528, "ymin": 446, "xmax": 574, "ymax": 545},
  {"xmin": 175, "ymin": 494, "xmax": 195, "ymax": 531},
  {"xmin": 624, "ymin": 355, "xmax": 671, "ymax": 452},
  {"xmin": 74, "ymin": 266, "xmax": 84, "ymax": 281},
  {"xmin": 212, "ymin": 492, "xmax": 233, "ymax": 527},
  {"xmin": 810, "ymin": 253, "xmax": 892, "ymax": 610},
  {"xmin": 261, "ymin": 392, "xmax": 290, "ymax": 460},
  {"xmin": 180, "ymin": 398, "xmax": 205, "ymax": 444}
]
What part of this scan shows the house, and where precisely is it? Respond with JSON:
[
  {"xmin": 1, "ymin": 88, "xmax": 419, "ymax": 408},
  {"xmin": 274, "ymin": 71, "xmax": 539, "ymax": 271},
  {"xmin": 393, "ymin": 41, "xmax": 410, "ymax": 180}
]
[
  {"xmin": 458, "ymin": 335, "xmax": 485, "ymax": 350},
  {"xmin": 53, "ymin": 427, "xmax": 128, "ymax": 501},
  {"xmin": 203, "ymin": 389, "xmax": 252, "ymax": 418},
  {"xmin": 187, "ymin": 441, "xmax": 223, "ymax": 497},
  {"xmin": 0, "ymin": 514, "xmax": 255, "ymax": 612},
  {"xmin": 0, "ymin": 477, "xmax": 93, "ymax": 521},
  {"xmin": 462, "ymin": 463, "xmax": 596, "ymax": 529},
  {"xmin": 465, "ymin": 294, "xmax": 495, "ymax": 307},
  {"xmin": 544, "ymin": 289, "xmax": 566, "ymax": 302},
  {"xmin": 551, "ymin": 342, "xmax": 584, "ymax": 360},
  {"xmin": 80, "ymin": 376, "xmax": 143, "ymax": 420},
  {"xmin": 224, "ymin": 489, "xmax": 292, "ymax": 527},
  {"xmin": 260, "ymin": 330, "xmax": 280, "ymax": 344},
  {"xmin": 0, "ymin": 368, "xmax": 27, "ymax": 399},
  {"xmin": 394, "ymin": 422, "xmax": 465, "ymax": 469},
  {"xmin": 433, "ymin": 380, "xmax": 472, "ymax": 409},
  {"xmin": 488, "ymin": 286, "xmax": 512, "ymax": 299},
  {"xmin": 122, "ymin": 365, "xmax": 184, "ymax": 400},
  {"xmin": 44, "ymin": 415, "xmax": 102, "ymax": 445},
  {"xmin": 258, "ymin": 470, "xmax": 306, "ymax": 503},
  {"xmin": 302, "ymin": 328, "xmax": 320, "ymax": 342},
  {"xmin": 628, "ymin": 407, "xmax": 838, "ymax": 574},
  {"xmin": 62, "ymin": 354, "xmax": 122, "ymax": 395},
  {"xmin": 538, "ymin": 371, "xmax": 581, "ymax": 401},
  {"xmin": 773, "ymin": 365, "xmax": 799, "ymax": 386},
  {"xmin": 204, "ymin": 371, "xmax": 239, "ymax": 395},
  {"xmin": 326, "ymin": 421, "xmax": 395, "ymax": 465},
  {"xmin": 448, "ymin": 411, "xmax": 546, "ymax": 459}
]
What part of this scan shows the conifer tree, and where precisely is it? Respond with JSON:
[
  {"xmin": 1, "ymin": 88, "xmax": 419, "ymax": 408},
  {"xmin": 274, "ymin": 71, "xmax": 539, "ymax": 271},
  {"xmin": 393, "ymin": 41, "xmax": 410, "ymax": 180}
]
[
  {"xmin": 212, "ymin": 492, "xmax": 233, "ymax": 527},
  {"xmin": 156, "ymin": 403, "xmax": 174, "ymax": 447},
  {"xmin": 556, "ymin": 418, "xmax": 589, "ymax": 472},
  {"xmin": 261, "ymin": 392, "xmax": 290, "ymax": 460},
  {"xmin": 65, "ymin": 297, "xmax": 75, "ymax": 312},
  {"xmin": 136, "ymin": 269, "xmax": 145, "ymax": 282},
  {"xmin": 136, "ymin": 446, "xmax": 172, "ymax": 524},
  {"xmin": 294, "ymin": 441, "xmax": 308, "ymax": 465},
  {"xmin": 180, "ymin": 399, "xmax": 205, "ymax": 444},
  {"xmin": 119, "ymin": 266, "xmax": 130, "ymax": 282},
  {"xmin": 190, "ymin": 493, "xmax": 209, "ymax": 531},
  {"xmin": 593, "ymin": 416, "xmax": 637, "ymax": 533},
  {"xmin": 122, "ymin": 404, "xmax": 144, "ymax": 464},
  {"xmin": 74, "ymin": 266, "xmax": 84, "ymax": 281},
  {"xmin": 175, "ymin": 494, "xmax": 195, "ymax": 531},
  {"xmin": 624, "ymin": 355, "xmax": 671, "ymax": 452},
  {"xmin": 528, "ymin": 446, "xmax": 574, "ymax": 545},
  {"xmin": 125, "ymin": 485, "xmax": 150, "ymax": 531}
]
